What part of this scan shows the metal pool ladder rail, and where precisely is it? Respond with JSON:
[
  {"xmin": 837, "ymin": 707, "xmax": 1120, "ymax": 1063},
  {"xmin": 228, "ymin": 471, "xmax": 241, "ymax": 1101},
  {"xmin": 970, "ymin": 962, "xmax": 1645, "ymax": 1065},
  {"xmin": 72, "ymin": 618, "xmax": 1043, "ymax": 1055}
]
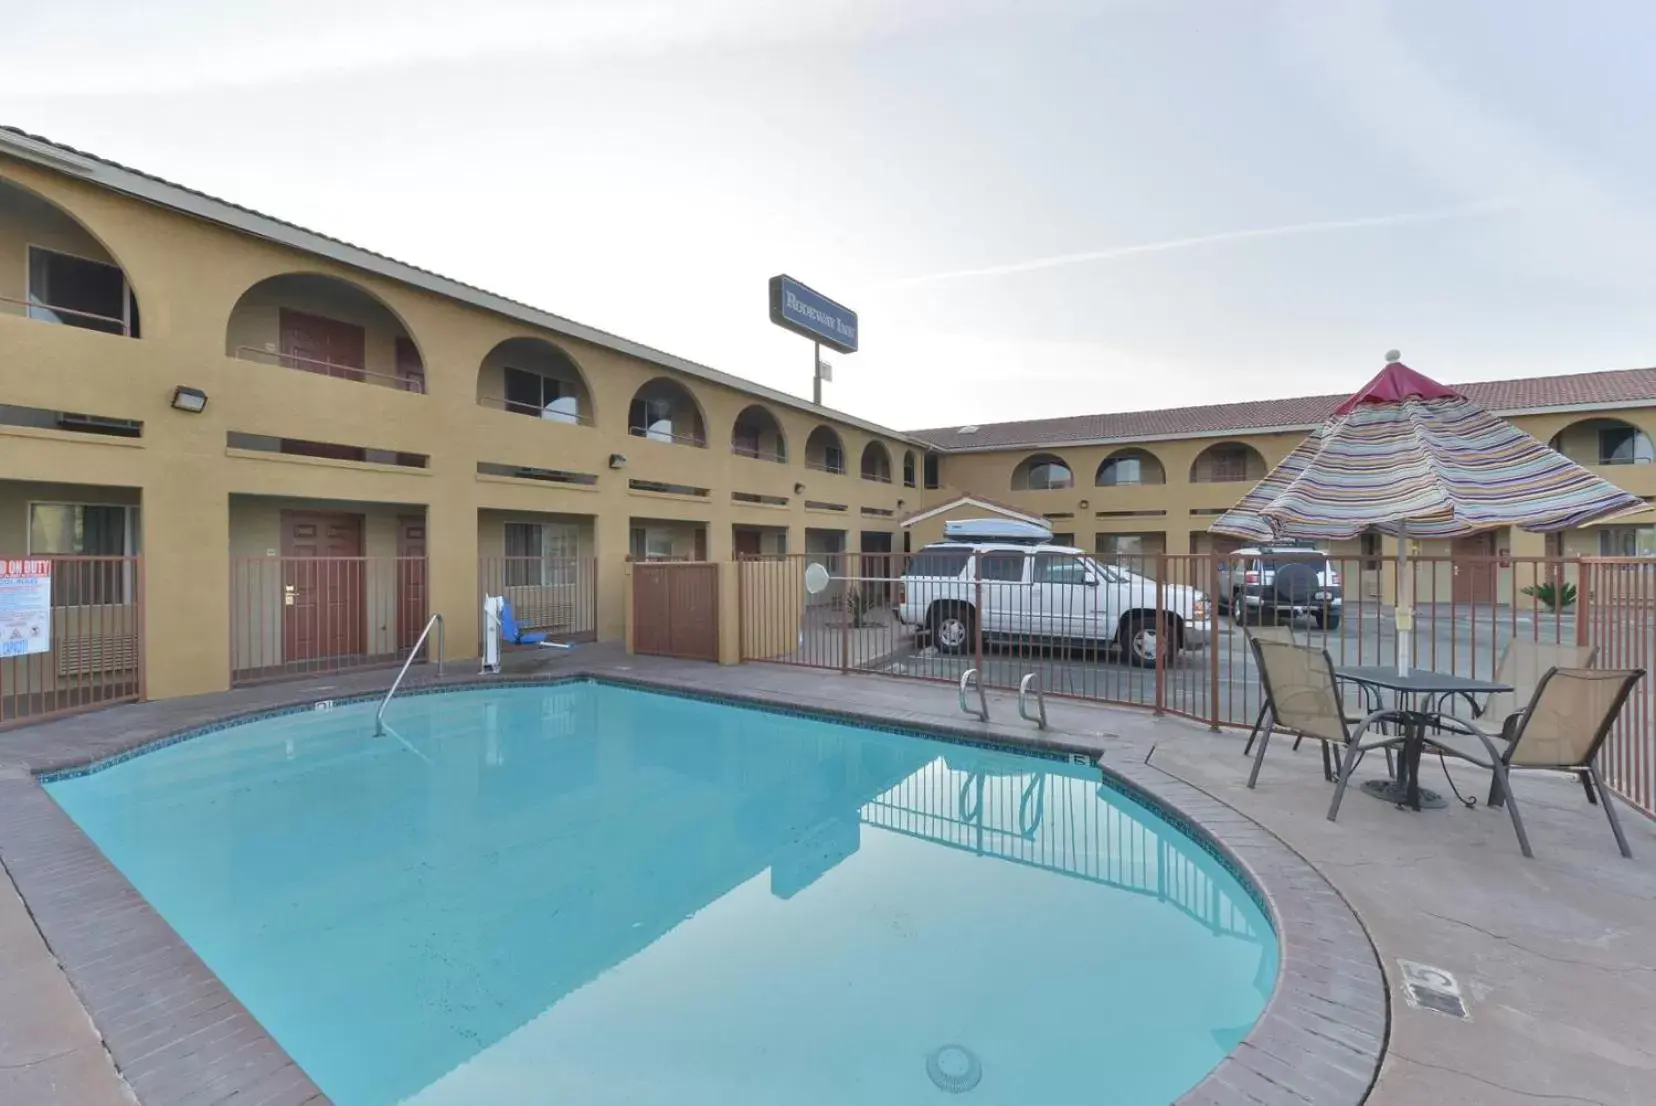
[
  {"xmin": 374, "ymin": 613, "xmax": 444, "ymax": 736},
  {"xmin": 1018, "ymin": 672, "xmax": 1047, "ymax": 729},
  {"xmin": 959, "ymin": 668, "xmax": 989, "ymax": 722}
]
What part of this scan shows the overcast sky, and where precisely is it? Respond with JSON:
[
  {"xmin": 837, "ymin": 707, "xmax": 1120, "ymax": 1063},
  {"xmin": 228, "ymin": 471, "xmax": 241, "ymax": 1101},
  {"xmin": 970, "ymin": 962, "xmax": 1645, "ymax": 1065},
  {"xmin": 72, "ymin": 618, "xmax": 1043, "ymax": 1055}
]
[{"xmin": 9, "ymin": 0, "xmax": 1656, "ymax": 430}]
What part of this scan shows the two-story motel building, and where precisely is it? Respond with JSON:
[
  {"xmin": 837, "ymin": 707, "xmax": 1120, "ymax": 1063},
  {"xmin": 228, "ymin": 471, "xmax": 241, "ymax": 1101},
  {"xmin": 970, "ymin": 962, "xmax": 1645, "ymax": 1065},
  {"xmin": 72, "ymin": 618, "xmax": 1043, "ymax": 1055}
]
[{"xmin": 4, "ymin": 125, "xmax": 1656, "ymax": 709}]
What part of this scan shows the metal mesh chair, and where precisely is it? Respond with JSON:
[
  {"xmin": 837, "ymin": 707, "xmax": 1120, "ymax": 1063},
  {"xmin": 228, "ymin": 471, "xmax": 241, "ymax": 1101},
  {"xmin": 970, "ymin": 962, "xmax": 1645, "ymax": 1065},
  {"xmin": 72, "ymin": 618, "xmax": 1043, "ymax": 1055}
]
[
  {"xmin": 1333, "ymin": 667, "xmax": 1644, "ymax": 858},
  {"xmin": 1246, "ymin": 636, "xmax": 1403, "ymax": 789}
]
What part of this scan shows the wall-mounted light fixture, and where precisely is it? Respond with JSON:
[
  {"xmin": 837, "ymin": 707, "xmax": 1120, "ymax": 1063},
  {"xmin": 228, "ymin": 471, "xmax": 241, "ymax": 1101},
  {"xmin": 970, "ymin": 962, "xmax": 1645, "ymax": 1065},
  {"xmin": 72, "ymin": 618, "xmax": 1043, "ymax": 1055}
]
[
  {"xmin": 896, "ymin": 499, "xmax": 905, "ymax": 510},
  {"xmin": 794, "ymin": 482, "xmax": 806, "ymax": 494},
  {"xmin": 608, "ymin": 453, "xmax": 628, "ymax": 470},
  {"xmin": 170, "ymin": 386, "xmax": 208, "ymax": 413},
  {"xmin": 1078, "ymin": 499, "xmax": 1090, "ymax": 510}
]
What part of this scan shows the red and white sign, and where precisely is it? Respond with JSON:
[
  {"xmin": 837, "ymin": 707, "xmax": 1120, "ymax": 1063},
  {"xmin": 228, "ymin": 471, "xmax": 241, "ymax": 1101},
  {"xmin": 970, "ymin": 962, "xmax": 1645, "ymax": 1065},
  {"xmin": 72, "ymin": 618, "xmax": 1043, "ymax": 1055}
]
[{"xmin": 0, "ymin": 559, "xmax": 52, "ymax": 658}]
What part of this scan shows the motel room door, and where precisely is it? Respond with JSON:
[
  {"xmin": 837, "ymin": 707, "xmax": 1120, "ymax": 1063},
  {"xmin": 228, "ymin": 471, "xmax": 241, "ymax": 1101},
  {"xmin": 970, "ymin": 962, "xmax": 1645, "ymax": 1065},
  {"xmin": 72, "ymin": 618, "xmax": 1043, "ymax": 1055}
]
[
  {"xmin": 396, "ymin": 516, "xmax": 428, "ymax": 651},
  {"xmin": 1452, "ymin": 532, "xmax": 1497, "ymax": 606},
  {"xmin": 280, "ymin": 309, "xmax": 366, "ymax": 382},
  {"xmin": 282, "ymin": 512, "xmax": 366, "ymax": 662}
]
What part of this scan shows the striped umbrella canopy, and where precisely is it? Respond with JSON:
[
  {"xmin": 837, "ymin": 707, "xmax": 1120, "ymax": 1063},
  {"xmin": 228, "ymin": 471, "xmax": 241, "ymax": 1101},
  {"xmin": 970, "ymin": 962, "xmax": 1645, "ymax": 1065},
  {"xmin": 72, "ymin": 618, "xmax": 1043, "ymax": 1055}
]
[
  {"xmin": 1211, "ymin": 356, "xmax": 1646, "ymax": 673},
  {"xmin": 1209, "ymin": 357, "xmax": 1646, "ymax": 543}
]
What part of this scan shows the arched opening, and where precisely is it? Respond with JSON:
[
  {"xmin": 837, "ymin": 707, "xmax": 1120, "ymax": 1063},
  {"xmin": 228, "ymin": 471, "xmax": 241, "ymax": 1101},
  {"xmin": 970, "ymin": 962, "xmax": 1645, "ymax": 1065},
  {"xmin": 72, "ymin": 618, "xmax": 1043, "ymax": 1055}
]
[
  {"xmin": 902, "ymin": 450, "xmax": 917, "ymax": 488},
  {"xmin": 1189, "ymin": 441, "xmax": 1266, "ymax": 484},
  {"xmin": 0, "ymin": 178, "xmax": 139, "ymax": 337},
  {"xmin": 731, "ymin": 404, "xmax": 787, "ymax": 462},
  {"xmin": 226, "ymin": 272, "xmax": 425, "ymax": 392},
  {"xmin": 1549, "ymin": 417, "xmax": 1654, "ymax": 466},
  {"xmin": 805, "ymin": 426, "xmax": 847, "ymax": 474},
  {"xmin": 1095, "ymin": 448, "xmax": 1166, "ymax": 486},
  {"xmin": 478, "ymin": 336, "xmax": 595, "ymax": 425},
  {"xmin": 1011, "ymin": 452, "xmax": 1074, "ymax": 491},
  {"xmin": 628, "ymin": 377, "xmax": 707, "ymax": 446},
  {"xmin": 861, "ymin": 441, "xmax": 893, "ymax": 483}
]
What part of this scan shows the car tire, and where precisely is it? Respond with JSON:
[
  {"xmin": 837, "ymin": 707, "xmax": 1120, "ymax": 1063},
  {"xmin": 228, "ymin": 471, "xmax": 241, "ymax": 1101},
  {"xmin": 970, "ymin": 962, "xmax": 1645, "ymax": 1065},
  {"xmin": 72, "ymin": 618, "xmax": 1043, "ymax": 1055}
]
[
  {"xmin": 1318, "ymin": 612, "xmax": 1342, "ymax": 632},
  {"xmin": 929, "ymin": 604, "xmax": 975, "ymax": 656},
  {"xmin": 1121, "ymin": 615, "xmax": 1162, "ymax": 668}
]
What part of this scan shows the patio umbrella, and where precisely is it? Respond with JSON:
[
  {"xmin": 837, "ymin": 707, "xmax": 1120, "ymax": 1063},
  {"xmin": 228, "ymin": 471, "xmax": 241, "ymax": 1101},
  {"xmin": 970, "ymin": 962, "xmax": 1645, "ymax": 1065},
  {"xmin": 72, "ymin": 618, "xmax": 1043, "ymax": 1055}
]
[{"xmin": 1209, "ymin": 353, "xmax": 1646, "ymax": 673}]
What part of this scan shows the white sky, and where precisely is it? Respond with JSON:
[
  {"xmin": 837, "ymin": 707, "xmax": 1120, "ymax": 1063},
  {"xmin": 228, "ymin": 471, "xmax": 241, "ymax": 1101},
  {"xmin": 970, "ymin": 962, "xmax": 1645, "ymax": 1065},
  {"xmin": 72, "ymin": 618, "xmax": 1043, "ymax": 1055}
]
[{"xmin": 9, "ymin": 0, "xmax": 1656, "ymax": 430}]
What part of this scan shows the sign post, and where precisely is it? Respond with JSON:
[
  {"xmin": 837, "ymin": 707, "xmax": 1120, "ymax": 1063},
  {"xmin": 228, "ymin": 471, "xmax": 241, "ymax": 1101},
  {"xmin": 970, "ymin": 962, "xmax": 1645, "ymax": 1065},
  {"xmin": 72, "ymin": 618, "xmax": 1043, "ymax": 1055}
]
[
  {"xmin": 0, "ymin": 558, "xmax": 52, "ymax": 658},
  {"xmin": 768, "ymin": 274, "xmax": 857, "ymax": 404}
]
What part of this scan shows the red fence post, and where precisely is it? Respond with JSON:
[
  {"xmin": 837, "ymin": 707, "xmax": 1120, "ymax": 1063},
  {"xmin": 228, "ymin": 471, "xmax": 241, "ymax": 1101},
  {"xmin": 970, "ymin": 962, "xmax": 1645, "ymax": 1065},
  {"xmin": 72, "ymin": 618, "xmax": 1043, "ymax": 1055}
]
[
  {"xmin": 1154, "ymin": 553, "xmax": 1167, "ymax": 716},
  {"xmin": 1208, "ymin": 553, "xmax": 1221, "ymax": 731}
]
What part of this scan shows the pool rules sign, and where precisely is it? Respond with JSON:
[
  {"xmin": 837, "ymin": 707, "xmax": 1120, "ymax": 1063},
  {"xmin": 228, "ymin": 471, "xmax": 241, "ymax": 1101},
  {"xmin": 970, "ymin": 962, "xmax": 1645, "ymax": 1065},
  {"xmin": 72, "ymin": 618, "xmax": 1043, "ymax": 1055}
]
[{"xmin": 0, "ymin": 559, "xmax": 52, "ymax": 657}]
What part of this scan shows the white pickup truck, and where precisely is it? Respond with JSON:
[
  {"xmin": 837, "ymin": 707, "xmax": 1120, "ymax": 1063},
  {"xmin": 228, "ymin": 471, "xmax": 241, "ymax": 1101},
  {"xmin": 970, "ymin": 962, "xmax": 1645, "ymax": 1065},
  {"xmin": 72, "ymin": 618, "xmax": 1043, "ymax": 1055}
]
[{"xmin": 894, "ymin": 536, "xmax": 1213, "ymax": 666}]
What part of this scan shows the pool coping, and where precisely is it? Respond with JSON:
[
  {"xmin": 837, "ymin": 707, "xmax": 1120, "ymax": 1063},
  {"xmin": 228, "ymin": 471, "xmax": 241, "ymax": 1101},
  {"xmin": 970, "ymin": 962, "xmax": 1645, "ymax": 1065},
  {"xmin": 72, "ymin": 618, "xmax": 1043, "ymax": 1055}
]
[{"xmin": 3, "ymin": 667, "xmax": 1386, "ymax": 1106}]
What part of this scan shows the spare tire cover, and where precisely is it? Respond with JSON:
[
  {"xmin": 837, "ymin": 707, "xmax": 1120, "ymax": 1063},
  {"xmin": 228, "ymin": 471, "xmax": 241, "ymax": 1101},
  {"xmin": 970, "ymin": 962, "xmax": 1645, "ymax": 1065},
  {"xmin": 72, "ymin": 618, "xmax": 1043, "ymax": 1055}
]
[{"xmin": 1273, "ymin": 561, "xmax": 1318, "ymax": 604}]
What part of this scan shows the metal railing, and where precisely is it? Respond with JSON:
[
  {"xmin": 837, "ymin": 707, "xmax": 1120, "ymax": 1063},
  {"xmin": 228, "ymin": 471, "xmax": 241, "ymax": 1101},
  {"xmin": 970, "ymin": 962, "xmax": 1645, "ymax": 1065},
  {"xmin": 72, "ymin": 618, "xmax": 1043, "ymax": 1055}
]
[
  {"xmin": 234, "ymin": 346, "xmax": 426, "ymax": 393},
  {"xmin": 0, "ymin": 295, "xmax": 132, "ymax": 335},
  {"xmin": 374, "ymin": 613, "xmax": 443, "ymax": 736},
  {"xmin": 804, "ymin": 459, "xmax": 846, "ymax": 475},
  {"xmin": 735, "ymin": 551, "xmax": 1656, "ymax": 817},
  {"xmin": 628, "ymin": 424, "xmax": 707, "ymax": 447},
  {"xmin": 476, "ymin": 557, "xmax": 599, "ymax": 648},
  {"xmin": 0, "ymin": 556, "xmax": 145, "ymax": 730},
  {"xmin": 731, "ymin": 442, "xmax": 787, "ymax": 463},
  {"xmin": 476, "ymin": 394, "xmax": 597, "ymax": 426}
]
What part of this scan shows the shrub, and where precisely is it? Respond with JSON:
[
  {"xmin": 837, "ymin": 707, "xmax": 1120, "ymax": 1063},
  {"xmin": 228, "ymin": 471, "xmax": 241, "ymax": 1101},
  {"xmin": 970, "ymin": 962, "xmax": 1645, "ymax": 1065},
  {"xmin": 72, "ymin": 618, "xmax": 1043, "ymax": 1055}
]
[{"xmin": 1520, "ymin": 581, "xmax": 1577, "ymax": 611}]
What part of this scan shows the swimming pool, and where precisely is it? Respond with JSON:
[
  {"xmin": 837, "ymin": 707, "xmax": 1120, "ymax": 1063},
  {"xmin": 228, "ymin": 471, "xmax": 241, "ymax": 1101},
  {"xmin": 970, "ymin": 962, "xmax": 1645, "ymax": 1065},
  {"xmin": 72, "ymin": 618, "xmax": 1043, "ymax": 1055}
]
[{"xmin": 47, "ymin": 681, "xmax": 1276, "ymax": 1106}]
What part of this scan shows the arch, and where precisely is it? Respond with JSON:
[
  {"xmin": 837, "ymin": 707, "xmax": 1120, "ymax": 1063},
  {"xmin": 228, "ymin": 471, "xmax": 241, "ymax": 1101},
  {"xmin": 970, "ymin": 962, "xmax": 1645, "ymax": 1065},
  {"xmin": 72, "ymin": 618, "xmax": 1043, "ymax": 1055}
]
[
  {"xmin": 860, "ymin": 441, "xmax": 894, "ymax": 483},
  {"xmin": 0, "ymin": 176, "xmax": 141, "ymax": 337},
  {"xmin": 479, "ymin": 335, "xmax": 596, "ymax": 425},
  {"xmin": 1011, "ymin": 452, "xmax": 1074, "ymax": 491},
  {"xmin": 225, "ymin": 271, "xmax": 427, "ymax": 391},
  {"xmin": 1094, "ymin": 447, "xmax": 1166, "ymax": 486},
  {"xmin": 1548, "ymin": 417, "xmax": 1654, "ymax": 466},
  {"xmin": 731, "ymin": 403, "xmax": 787, "ymax": 462},
  {"xmin": 1189, "ymin": 441, "xmax": 1266, "ymax": 484},
  {"xmin": 806, "ymin": 426, "xmax": 847, "ymax": 474},
  {"xmin": 627, "ymin": 376, "xmax": 707, "ymax": 446},
  {"xmin": 902, "ymin": 449, "xmax": 917, "ymax": 488}
]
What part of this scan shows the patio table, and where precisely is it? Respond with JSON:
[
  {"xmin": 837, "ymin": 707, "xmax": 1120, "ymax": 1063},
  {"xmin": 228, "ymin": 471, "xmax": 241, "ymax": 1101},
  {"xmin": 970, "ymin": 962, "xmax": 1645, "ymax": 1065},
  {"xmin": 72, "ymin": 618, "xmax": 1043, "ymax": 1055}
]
[{"xmin": 1335, "ymin": 666, "xmax": 1512, "ymax": 811}]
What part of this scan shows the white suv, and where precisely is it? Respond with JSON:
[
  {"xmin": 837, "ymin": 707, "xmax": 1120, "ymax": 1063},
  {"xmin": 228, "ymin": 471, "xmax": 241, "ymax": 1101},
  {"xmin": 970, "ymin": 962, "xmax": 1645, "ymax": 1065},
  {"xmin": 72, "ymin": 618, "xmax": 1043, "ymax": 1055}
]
[{"xmin": 895, "ymin": 539, "xmax": 1213, "ymax": 666}]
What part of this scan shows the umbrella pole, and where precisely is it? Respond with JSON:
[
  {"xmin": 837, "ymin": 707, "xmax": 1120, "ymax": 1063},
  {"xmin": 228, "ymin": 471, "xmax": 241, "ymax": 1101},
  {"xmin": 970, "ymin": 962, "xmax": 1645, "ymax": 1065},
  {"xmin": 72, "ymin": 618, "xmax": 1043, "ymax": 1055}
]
[{"xmin": 1396, "ymin": 524, "xmax": 1412, "ymax": 675}]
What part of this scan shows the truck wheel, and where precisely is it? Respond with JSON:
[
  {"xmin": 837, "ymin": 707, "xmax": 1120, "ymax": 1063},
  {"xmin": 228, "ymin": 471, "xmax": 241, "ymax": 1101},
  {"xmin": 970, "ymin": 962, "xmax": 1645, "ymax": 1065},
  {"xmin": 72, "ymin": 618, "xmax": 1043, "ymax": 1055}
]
[
  {"xmin": 1122, "ymin": 615, "xmax": 1161, "ymax": 668},
  {"xmin": 929, "ymin": 605, "xmax": 975, "ymax": 655},
  {"xmin": 1318, "ymin": 611, "xmax": 1342, "ymax": 632}
]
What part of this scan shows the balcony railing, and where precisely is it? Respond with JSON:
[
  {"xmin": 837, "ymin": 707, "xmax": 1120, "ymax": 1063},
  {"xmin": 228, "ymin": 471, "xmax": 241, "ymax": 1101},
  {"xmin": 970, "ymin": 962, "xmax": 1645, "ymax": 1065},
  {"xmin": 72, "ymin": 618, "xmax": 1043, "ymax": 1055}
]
[
  {"xmin": 628, "ymin": 424, "xmax": 707, "ymax": 448},
  {"xmin": 732, "ymin": 442, "xmax": 787, "ymax": 463},
  {"xmin": 805, "ymin": 458, "xmax": 846, "ymax": 475},
  {"xmin": 234, "ymin": 346, "xmax": 426, "ymax": 393},
  {"xmin": 861, "ymin": 470, "xmax": 893, "ymax": 484},
  {"xmin": 477, "ymin": 394, "xmax": 596, "ymax": 426},
  {"xmin": 1, "ymin": 295, "xmax": 132, "ymax": 336}
]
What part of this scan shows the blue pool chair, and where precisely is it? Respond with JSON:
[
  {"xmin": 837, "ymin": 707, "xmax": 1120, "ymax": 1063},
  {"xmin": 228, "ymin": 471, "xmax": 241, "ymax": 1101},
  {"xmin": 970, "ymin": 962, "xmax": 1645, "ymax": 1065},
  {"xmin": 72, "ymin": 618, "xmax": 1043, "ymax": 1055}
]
[{"xmin": 499, "ymin": 600, "xmax": 548, "ymax": 646}]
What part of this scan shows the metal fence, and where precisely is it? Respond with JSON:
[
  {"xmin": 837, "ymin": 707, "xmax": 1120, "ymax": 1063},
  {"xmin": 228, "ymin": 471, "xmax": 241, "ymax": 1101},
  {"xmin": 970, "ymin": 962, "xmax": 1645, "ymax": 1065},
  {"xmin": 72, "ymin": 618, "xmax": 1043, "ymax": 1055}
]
[
  {"xmin": 736, "ymin": 551, "xmax": 1656, "ymax": 817},
  {"xmin": 477, "ymin": 557, "xmax": 599, "ymax": 648},
  {"xmin": 230, "ymin": 556, "xmax": 431, "ymax": 685},
  {"xmin": 0, "ymin": 556, "xmax": 144, "ymax": 729}
]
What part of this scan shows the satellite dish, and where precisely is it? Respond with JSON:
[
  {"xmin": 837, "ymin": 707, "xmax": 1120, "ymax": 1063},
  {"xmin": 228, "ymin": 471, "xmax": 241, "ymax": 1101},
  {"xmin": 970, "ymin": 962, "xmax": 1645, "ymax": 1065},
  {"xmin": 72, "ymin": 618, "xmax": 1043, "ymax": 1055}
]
[{"xmin": 804, "ymin": 562, "xmax": 831, "ymax": 595}]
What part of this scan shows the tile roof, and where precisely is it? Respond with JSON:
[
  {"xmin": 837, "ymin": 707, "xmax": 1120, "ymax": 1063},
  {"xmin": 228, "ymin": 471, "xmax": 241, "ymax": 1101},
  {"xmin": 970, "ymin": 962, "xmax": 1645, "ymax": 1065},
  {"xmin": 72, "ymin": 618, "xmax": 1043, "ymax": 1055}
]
[{"xmin": 909, "ymin": 366, "xmax": 1656, "ymax": 451}]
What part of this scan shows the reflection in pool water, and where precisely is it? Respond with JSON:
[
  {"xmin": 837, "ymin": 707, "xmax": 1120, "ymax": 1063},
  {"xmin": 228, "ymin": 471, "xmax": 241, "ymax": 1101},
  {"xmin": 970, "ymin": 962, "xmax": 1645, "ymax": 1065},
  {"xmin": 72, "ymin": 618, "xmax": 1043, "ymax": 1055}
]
[{"xmin": 48, "ymin": 682, "xmax": 1276, "ymax": 1106}]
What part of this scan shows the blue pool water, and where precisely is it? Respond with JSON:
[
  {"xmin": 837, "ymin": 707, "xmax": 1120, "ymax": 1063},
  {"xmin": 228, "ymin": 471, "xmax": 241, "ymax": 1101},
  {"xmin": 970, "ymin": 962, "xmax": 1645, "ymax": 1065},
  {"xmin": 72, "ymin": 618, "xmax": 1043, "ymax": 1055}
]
[{"xmin": 48, "ymin": 682, "xmax": 1276, "ymax": 1106}]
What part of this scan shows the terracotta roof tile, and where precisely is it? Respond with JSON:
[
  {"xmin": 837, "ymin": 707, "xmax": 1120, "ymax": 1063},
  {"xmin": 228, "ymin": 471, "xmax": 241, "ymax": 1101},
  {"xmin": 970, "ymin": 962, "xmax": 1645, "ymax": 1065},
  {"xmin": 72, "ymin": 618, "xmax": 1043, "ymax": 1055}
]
[{"xmin": 910, "ymin": 367, "xmax": 1656, "ymax": 451}]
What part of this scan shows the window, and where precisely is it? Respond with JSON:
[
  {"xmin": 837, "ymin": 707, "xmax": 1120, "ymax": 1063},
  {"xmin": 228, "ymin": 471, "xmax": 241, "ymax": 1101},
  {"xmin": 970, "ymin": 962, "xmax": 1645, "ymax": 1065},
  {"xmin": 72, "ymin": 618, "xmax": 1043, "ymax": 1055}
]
[
  {"xmin": 824, "ymin": 444, "xmax": 845, "ymax": 474},
  {"xmin": 27, "ymin": 503, "xmax": 138, "ymax": 605},
  {"xmin": 1018, "ymin": 456, "xmax": 1074, "ymax": 490},
  {"xmin": 1195, "ymin": 445, "xmax": 1253, "ymax": 483},
  {"xmin": 629, "ymin": 526, "xmax": 678, "ymax": 560},
  {"xmin": 1598, "ymin": 426, "xmax": 1654, "ymax": 465},
  {"xmin": 504, "ymin": 367, "xmax": 579, "ymax": 422},
  {"xmin": 27, "ymin": 246, "xmax": 133, "ymax": 336},
  {"xmin": 504, "ymin": 522, "xmax": 581, "ymax": 585},
  {"xmin": 1097, "ymin": 456, "xmax": 1142, "ymax": 485},
  {"xmin": 1032, "ymin": 553, "xmax": 1090, "ymax": 586},
  {"xmin": 924, "ymin": 453, "xmax": 941, "ymax": 489},
  {"xmin": 732, "ymin": 423, "xmax": 761, "ymax": 457},
  {"xmin": 1599, "ymin": 526, "xmax": 1656, "ymax": 557},
  {"xmin": 903, "ymin": 452, "xmax": 917, "ymax": 488},
  {"xmin": 977, "ymin": 552, "xmax": 1027, "ymax": 582},
  {"xmin": 903, "ymin": 547, "xmax": 971, "ymax": 578},
  {"xmin": 1048, "ymin": 532, "xmax": 1075, "ymax": 547}
]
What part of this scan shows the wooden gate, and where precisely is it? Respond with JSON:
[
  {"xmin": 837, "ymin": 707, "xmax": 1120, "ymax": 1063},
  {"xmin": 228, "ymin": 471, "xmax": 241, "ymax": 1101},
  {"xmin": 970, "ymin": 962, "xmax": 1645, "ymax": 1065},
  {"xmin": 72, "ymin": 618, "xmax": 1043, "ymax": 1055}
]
[{"xmin": 633, "ymin": 563, "xmax": 719, "ymax": 661}]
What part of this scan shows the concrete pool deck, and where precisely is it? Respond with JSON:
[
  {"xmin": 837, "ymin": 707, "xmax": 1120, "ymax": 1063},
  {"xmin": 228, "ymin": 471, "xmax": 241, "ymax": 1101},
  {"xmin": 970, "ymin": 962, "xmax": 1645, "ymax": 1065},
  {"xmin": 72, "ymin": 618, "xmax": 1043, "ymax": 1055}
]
[{"xmin": 1, "ymin": 646, "xmax": 1651, "ymax": 1105}]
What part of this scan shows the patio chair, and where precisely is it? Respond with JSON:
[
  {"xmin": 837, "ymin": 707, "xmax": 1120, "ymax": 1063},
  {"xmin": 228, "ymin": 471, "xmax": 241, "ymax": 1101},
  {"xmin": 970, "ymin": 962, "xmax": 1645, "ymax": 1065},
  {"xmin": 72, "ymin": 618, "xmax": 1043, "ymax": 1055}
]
[
  {"xmin": 1332, "ymin": 667, "xmax": 1644, "ymax": 859},
  {"xmin": 1436, "ymin": 640, "xmax": 1599, "ymax": 804},
  {"xmin": 1243, "ymin": 626, "xmax": 1386, "ymax": 771},
  {"xmin": 1246, "ymin": 636, "xmax": 1404, "ymax": 789}
]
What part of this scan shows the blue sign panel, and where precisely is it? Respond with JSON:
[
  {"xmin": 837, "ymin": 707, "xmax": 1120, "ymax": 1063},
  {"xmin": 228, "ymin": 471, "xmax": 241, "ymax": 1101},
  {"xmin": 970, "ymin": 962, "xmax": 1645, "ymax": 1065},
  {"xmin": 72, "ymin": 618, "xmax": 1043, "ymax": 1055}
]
[{"xmin": 768, "ymin": 275, "xmax": 858, "ymax": 354}]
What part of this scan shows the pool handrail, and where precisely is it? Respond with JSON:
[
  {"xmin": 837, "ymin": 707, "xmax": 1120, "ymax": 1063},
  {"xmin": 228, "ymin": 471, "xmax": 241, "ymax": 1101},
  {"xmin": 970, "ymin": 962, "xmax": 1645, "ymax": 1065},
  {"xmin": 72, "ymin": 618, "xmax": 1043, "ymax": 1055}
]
[{"xmin": 374, "ymin": 613, "xmax": 444, "ymax": 736}]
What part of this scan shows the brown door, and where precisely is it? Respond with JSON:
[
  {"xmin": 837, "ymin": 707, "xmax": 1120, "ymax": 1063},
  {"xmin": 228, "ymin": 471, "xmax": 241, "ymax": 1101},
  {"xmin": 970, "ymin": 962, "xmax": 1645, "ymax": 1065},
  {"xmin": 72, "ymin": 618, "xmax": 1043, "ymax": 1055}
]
[
  {"xmin": 733, "ymin": 529, "xmax": 763, "ymax": 558},
  {"xmin": 693, "ymin": 527, "xmax": 708, "ymax": 562},
  {"xmin": 282, "ymin": 512, "xmax": 366, "ymax": 662},
  {"xmin": 280, "ymin": 309, "xmax": 366, "ymax": 381},
  {"xmin": 1452, "ymin": 532, "xmax": 1497, "ymax": 605},
  {"xmin": 397, "ymin": 516, "xmax": 428, "ymax": 651}
]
